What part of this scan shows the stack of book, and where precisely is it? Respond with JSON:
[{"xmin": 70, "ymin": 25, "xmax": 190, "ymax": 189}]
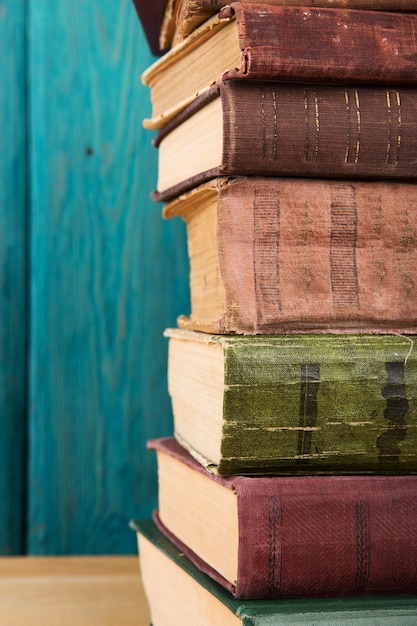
[{"xmin": 131, "ymin": 1, "xmax": 417, "ymax": 624}]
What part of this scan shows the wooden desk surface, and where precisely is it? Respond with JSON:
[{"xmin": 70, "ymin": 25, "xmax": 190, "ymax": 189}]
[{"xmin": 0, "ymin": 556, "xmax": 151, "ymax": 626}]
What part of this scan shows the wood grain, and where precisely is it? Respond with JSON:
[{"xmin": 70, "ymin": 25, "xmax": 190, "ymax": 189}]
[
  {"xmin": 0, "ymin": 1, "xmax": 27, "ymax": 555},
  {"xmin": 27, "ymin": 1, "xmax": 189, "ymax": 553},
  {"xmin": 0, "ymin": 556, "xmax": 150, "ymax": 625}
]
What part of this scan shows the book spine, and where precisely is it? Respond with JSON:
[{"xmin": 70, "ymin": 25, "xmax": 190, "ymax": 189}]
[
  {"xmin": 216, "ymin": 334, "xmax": 417, "ymax": 474},
  {"xmin": 176, "ymin": 0, "xmax": 417, "ymax": 43},
  {"xmin": 223, "ymin": 4, "xmax": 417, "ymax": 85},
  {"xmin": 220, "ymin": 81, "xmax": 417, "ymax": 180},
  {"xmin": 185, "ymin": 0, "xmax": 417, "ymax": 13},
  {"xmin": 148, "ymin": 439, "xmax": 417, "ymax": 600},
  {"xmin": 235, "ymin": 474, "xmax": 417, "ymax": 598},
  {"xmin": 132, "ymin": 0, "xmax": 168, "ymax": 56},
  {"xmin": 215, "ymin": 177, "xmax": 417, "ymax": 334}
]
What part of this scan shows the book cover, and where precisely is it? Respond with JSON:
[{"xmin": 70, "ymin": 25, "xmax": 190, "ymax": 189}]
[
  {"xmin": 143, "ymin": 4, "xmax": 417, "ymax": 129},
  {"xmin": 134, "ymin": 518, "xmax": 417, "ymax": 624},
  {"xmin": 147, "ymin": 437, "xmax": 417, "ymax": 599},
  {"xmin": 165, "ymin": 328, "xmax": 417, "ymax": 475},
  {"xmin": 153, "ymin": 81, "xmax": 417, "ymax": 200},
  {"xmin": 164, "ymin": 176, "xmax": 417, "ymax": 334},
  {"xmin": 131, "ymin": 0, "xmax": 169, "ymax": 56},
  {"xmin": 171, "ymin": 0, "xmax": 417, "ymax": 46}
]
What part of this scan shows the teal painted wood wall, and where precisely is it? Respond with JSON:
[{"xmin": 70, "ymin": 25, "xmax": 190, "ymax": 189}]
[
  {"xmin": 0, "ymin": 0, "xmax": 27, "ymax": 555},
  {"xmin": 1, "ymin": 0, "xmax": 189, "ymax": 554}
]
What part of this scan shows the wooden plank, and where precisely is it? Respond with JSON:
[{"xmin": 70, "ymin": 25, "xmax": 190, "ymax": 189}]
[
  {"xmin": 0, "ymin": 556, "xmax": 150, "ymax": 625},
  {"xmin": 0, "ymin": 1, "xmax": 27, "ymax": 554},
  {"xmin": 27, "ymin": 1, "xmax": 189, "ymax": 553}
]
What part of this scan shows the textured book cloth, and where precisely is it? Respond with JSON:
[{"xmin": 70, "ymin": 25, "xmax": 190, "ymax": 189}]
[
  {"xmin": 153, "ymin": 81, "xmax": 417, "ymax": 200},
  {"xmin": 143, "ymin": 3, "xmax": 417, "ymax": 129},
  {"xmin": 166, "ymin": 328, "xmax": 417, "ymax": 475},
  {"xmin": 133, "ymin": 518, "xmax": 417, "ymax": 624},
  {"xmin": 169, "ymin": 0, "xmax": 417, "ymax": 46},
  {"xmin": 148, "ymin": 437, "xmax": 417, "ymax": 599},
  {"xmin": 164, "ymin": 176, "xmax": 417, "ymax": 334}
]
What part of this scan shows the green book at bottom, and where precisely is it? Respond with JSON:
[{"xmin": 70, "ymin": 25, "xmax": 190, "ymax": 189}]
[{"xmin": 133, "ymin": 519, "xmax": 417, "ymax": 626}]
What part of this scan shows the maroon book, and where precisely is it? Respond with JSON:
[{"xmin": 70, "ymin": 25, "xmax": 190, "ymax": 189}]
[
  {"xmin": 150, "ymin": 437, "xmax": 417, "ymax": 600},
  {"xmin": 153, "ymin": 81, "xmax": 417, "ymax": 201},
  {"xmin": 143, "ymin": 3, "xmax": 417, "ymax": 129},
  {"xmin": 131, "ymin": 0, "xmax": 168, "ymax": 56},
  {"xmin": 172, "ymin": 0, "xmax": 417, "ymax": 45}
]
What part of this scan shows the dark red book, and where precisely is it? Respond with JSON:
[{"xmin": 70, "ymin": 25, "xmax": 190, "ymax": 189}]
[
  {"xmin": 149, "ymin": 437, "xmax": 417, "ymax": 600},
  {"xmin": 153, "ymin": 81, "xmax": 417, "ymax": 201},
  {"xmin": 131, "ymin": 0, "xmax": 168, "ymax": 56},
  {"xmin": 171, "ymin": 0, "xmax": 417, "ymax": 46},
  {"xmin": 143, "ymin": 4, "xmax": 417, "ymax": 129}
]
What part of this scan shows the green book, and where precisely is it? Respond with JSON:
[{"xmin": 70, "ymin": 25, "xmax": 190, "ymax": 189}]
[
  {"xmin": 165, "ymin": 329, "xmax": 417, "ymax": 475},
  {"xmin": 133, "ymin": 519, "xmax": 417, "ymax": 626}
]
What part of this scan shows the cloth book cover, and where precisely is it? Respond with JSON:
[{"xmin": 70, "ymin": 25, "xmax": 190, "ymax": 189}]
[
  {"xmin": 166, "ymin": 328, "xmax": 417, "ymax": 475},
  {"xmin": 150, "ymin": 438, "xmax": 417, "ymax": 598},
  {"xmin": 171, "ymin": 0, "xmax": 417, "ymax": 46},
  {"xmin": 153, "ymin": 80, "xmax": 417, "ymax": 201},
  {"xmin": 143, "ymin": 3, "xmax": 417, "ymax": 129},
  {"xmin": 164, "ymin": 176, "xmax": 417, "ymax": 334},
  {"xmin": 133, "ymin": 518, "xmax": 417, "ymax": 624}
]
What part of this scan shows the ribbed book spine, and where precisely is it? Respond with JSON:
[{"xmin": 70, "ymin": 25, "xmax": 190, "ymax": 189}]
[
  {"xmin": 219, "ymin": 334, "xmax": 417, "ymax": 474},
  {"xmin": 166, "ymin": 330, "xmax": 417, "ymax": 475},
  {"xmin": 223, "ymin": 4, "xmax": 417, "ymax": 84},
  {"xmin": 165, "ymin": 177, "xmax": 417, "ymax": 333},
  {"xmin": 174, "ymin": 0, "xmax": 417, "ymax": 44},
  {"xmin": 149, "ymin": 437, "xmax": 417, "ymax": 599}
]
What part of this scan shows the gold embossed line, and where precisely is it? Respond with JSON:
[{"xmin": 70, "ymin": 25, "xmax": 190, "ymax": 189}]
[
  {"xmin": 272, "ymin": 89, "xmax": 277, "ymax": 160},
  {"xmin": 344, "ymin": 90, "xmax": 351, "ymax": 163},
  {"xmin": 344, "ymin": 89, "xmax": 360, "ymax": 163},
  {"xmin": 303, "ymin": 89, "xmax": 319, "ymax": 161},
  {"xmin": 261, "ymin": 90, "xmax": 266, "ymax": 159},
  {"xmin": 354, "ymin": 90, "xmax": 361, "ymax": 163},
  {"xmin": 386, "ymin": 90, "xmax": 392, "ymax": 165},
  {"xmin": 386, "ymin": 90, "xmax": 402, "ymax": 165},
  {"xmin": 314, "ymin": 92, "xmax": 319, "ymax": 161},
  {"xmin": 395, "ymin": 90, "xmax": 402, "ymax": 165},
  {"xmin": 303, "ymin": 88, "xmax": 310, "ymax": 160}
]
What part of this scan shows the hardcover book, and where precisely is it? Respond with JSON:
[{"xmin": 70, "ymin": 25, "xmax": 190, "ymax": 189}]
[
  {"xmin": 166, "ymin": 0, "xmax": 417, "ymax": 48},
  {"xmin": 131, "ymin": 0, "xmax": 168, "ymax": 56},
  {"xmin": 142, "ymin": 3, "xmax": 417, "ymax": 129},
  {"xmin": 153, "ymin": 81, "xmax": 417, "ymax": 201},
  {"xmin": 133, "ymin": 520, "xmax": 417, "ymax": 624},
  {"xmin": 146, "ymin": 437, "xmax": 417, "ymax": 599},
  {"xmin": 165, "ymin": 328, "xmax": 417, "ymax": 475},
  {"xmin": 164, "ymin": 176, "xmax": 417, "ymax": 334}
]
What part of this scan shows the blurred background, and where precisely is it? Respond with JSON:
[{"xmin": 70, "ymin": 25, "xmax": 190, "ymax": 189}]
[{"xmin": 0, "ymin": 0, "xmax": 189, "ymax": 554}]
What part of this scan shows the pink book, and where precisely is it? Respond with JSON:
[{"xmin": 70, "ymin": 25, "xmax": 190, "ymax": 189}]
[{"xmin": 149, "ymin": 437, "xmax": 417, "ymax": 599}]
